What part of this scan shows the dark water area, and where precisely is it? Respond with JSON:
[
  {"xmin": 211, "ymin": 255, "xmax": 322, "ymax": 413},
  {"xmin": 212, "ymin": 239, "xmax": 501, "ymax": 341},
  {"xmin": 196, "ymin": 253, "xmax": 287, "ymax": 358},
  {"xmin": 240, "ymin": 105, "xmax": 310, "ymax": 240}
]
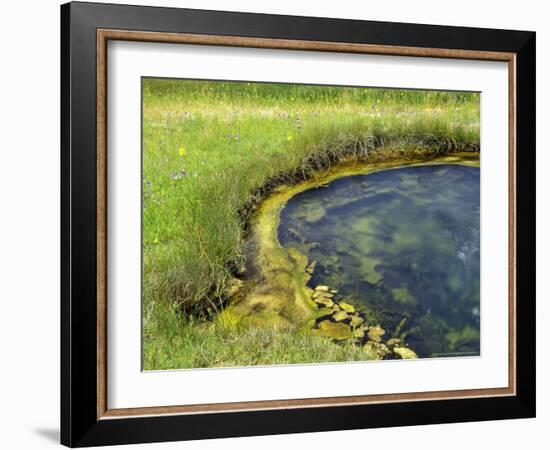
[{"xmin": 279, "ymin": 165, "xmax": 480, "ymax": 358}]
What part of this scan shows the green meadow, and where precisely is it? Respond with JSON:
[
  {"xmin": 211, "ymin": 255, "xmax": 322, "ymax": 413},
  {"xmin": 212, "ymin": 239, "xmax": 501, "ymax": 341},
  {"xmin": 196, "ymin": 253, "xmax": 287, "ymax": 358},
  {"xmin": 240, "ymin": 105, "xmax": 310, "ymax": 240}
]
[{"xmin": 142, "ymin": 78, "xmax": 480, "ymax": 370}]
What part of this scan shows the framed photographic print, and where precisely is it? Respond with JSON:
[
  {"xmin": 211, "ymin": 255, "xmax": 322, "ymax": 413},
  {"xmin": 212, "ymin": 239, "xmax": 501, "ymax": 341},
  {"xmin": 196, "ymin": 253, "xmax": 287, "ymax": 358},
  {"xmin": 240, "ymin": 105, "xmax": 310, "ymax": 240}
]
[{"xmin": 60, "ymin": 1, "xmax": 536, "ymax": 447}]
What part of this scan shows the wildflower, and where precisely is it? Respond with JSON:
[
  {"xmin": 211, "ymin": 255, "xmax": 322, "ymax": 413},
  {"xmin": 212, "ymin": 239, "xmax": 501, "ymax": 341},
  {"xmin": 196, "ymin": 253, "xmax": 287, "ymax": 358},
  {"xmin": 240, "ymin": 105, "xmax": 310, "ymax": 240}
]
[
  {"xmin": 287, "ymin": 135, "xmax": 293, "ymax": 141},
  {"xmin": 178, "ymin": 146, "xmax": 186, "ymax": 156}
]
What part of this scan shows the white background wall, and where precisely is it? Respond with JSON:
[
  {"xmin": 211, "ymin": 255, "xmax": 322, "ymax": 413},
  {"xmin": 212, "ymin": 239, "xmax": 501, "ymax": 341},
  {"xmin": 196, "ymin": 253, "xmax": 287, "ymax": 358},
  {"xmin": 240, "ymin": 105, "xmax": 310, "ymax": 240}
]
[{"xmin": 0, "ymin": 0, "xmax": 546, "ymax": 448}]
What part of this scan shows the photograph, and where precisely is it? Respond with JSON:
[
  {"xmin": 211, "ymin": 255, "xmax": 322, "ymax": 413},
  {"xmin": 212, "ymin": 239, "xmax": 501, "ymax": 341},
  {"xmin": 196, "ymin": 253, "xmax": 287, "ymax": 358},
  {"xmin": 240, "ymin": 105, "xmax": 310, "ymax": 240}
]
[{"xmin": 141, "ymin": 78, "xmax": 481, "ymax": 370}]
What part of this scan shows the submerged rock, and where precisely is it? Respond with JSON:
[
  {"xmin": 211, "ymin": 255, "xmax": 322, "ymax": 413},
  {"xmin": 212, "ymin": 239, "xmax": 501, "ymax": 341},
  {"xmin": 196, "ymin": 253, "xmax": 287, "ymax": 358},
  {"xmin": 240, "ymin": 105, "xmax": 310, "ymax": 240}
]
[
  {"xmin": 386, "ymin": 338, "xmax": 402, "ymax": 347},
  {"xmin": 393, "ymin": 346, "xmax": 418, "ymax": 359},
  {"xmin": 349, "ymin": 315, "xmax": 364, "ymax": 327},
  {"xmin": 353, "ymin": 328, "xmax": 365, "ymax": 339},
  {"xmin": 313, "ymin": 320, "xmax": 352, "ymax": 340},
  {"xmin": 314, "ymin": 297, "xmax": 334, "ymax": 308},
  {"xmin": 332, "ymin": 310, "xmax": 349, "ymax": 322},
  {"xmin": 367, "ymin": 325, "xmax": 385, "ymax": 343},
  {"xmin": 338, "ymin": 301, "xmax": 356, "ymax": 313},
  {"xmin": 312, "ymin": 290, "xmax": 334, "ymax": 300}
]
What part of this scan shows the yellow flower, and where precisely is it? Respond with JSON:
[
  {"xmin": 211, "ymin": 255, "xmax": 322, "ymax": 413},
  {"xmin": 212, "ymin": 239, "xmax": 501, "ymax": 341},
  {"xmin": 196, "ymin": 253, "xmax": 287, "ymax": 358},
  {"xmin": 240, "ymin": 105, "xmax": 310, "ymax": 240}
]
[
  {"xmin": 178, "ymin": 146, "xmax": 186, "ymax": 156},
  {"xmin": 153, "ymin": 236, "xmax": 159, "ymax": 244},
  {"xmin": 287, "ymin": 135, "xmax": 293, "ymax": 141}
]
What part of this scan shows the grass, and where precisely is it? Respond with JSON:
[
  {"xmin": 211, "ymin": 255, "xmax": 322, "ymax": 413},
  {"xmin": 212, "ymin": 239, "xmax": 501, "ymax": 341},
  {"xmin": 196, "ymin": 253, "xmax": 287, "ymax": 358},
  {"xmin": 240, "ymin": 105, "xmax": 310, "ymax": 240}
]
[
  {"xmin": 142, "ymin": 78, "xmax": 480, "ymax": 370},
  {"xmin": 145, "ymin": 301, "xmax": 377, "ymax": 369}
]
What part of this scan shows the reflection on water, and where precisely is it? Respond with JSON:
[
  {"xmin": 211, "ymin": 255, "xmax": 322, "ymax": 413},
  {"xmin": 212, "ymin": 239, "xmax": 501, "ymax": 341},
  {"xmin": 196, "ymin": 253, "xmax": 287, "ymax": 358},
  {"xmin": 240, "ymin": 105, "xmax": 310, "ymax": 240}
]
[{"xmin": 279, "ymin": 165, "xmax": 480, "ymax": 358}]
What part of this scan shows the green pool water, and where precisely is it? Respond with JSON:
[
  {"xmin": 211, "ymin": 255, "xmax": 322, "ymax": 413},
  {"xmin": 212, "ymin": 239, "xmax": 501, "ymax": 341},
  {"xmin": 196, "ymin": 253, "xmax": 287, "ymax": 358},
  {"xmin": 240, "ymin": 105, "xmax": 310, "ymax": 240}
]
[{"xmin": 278, "ymin": 164, "xmax": 480, "ymax": 358}]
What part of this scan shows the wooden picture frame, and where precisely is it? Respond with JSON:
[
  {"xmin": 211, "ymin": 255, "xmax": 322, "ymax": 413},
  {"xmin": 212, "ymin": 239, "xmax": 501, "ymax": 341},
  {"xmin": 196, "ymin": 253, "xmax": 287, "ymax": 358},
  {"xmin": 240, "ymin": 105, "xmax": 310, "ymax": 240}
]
[{"xmin": 61, "ymin": 1, "xmax": 535, "ymax": 447}]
